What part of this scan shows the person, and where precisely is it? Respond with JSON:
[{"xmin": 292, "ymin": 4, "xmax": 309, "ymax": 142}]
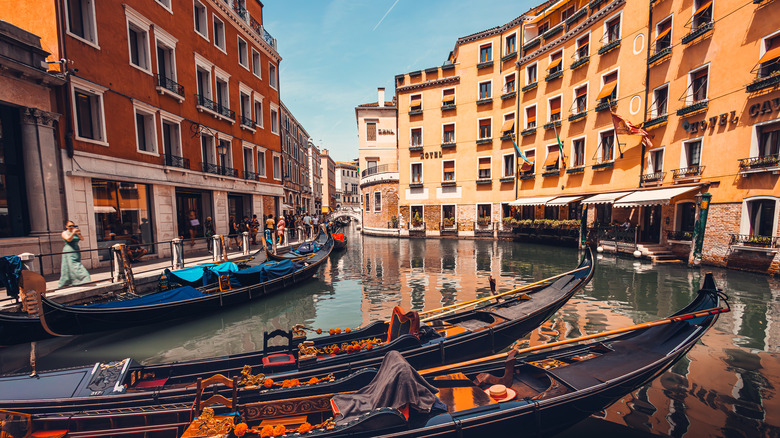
[
  {"xmin": 277, "ymin": 215, "xmax": 286, "ymax": 245},
  {"xmin": 265, "ymin": 214, "xmax": 275, "ymax": 233},
  {"xmin": 229, "ymin": 216, "xmax": 242, "ymax": 249},
  {"xmin": 204, "ymin": 217, "xmax": 215, "ymax": 252},
  {"xmin": 58, "ymin": 220, "xmax": 91, "ymax": 288},
  {"xmin": 622, "ymin": 219, "xmax": 631, "ymax": 230},
  {"xmin": 127, "ymin": 235, "xmax": 147, "ymax": 263},
  {"xmin": 249, "ymin": 214, "xmax": 260, "ymax": 245},
  {"xmin": 187, "ymin": 210, "xmax": 200, "ymax": 246},
  {"xmin": 303, "ymin": 213, "xmax": 312, "ymax": 239}
]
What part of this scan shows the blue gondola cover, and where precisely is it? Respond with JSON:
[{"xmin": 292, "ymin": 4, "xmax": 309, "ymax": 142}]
[{"xmin": 83, "ymin": 286, "xmax": 205, "ymax": 308}]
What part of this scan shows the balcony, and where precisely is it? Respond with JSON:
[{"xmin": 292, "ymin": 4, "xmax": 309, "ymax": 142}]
[
  {"xmin": 568, "ymin": 111, "xmax": 587, "ymax": 122},
  {"xmin": 156, "ymin": 74, "xmax": 184, "ymax": 101},
  {"xmin": 641, "ymin": 171, "xmax": 666, "ymax": 186},
  {"xmin": 729, "ymin": 233, "xmax": 780, "ymax": 255},
  {"xmin": 545, "ymin": 71, "xmax": 563, "ymax": 82},
  {"xmin": 644, "ymin": 114, "xmax": 668, "ymax": 130},
  {"xmin": 570, "ymin": 56, "xmax": 589, "ymax": 70},
  {"xmin": 520, "ymin": 127, "xmax": 537, "ymax": 136},
  {"xmin": 676, "ymin": 100, "xmax": 708, "ymax": 117},
  {"xmin": 738, "ymin": 154, "xmax": 780, "ymax": 176},
  {"xmin": 523, "ymin": 37, "xmax": 541, "ymax": 52},
  {"xmin": 598, "ymin": 40, "xmax": 621, "ymax": 55},
  {"xmin": 522, "ymin": 82, "xmax": 538, "ymax": 92},
  {"xmin": 542, "ymin": 23, "xmax": 564, "ymax": 41},
  {"xmin": 476, "ymin": 97, "xmax": 493, "ymax": 105},
  {"xmin": 501, "ymin": 91, "xmax": 517, "ymax": 100},
  {"xmin": 201, "ymin": 162, "xmax": 238, "ymax": 178},
  {"xmin": 163, "ymin": 154, "xmax": 190, "ymax": 170},
  {"xmin": 240, "ymin": 115, "xmax": 255, "ymax": 129},
  {"xmin": 249, "ymin": 17, "xmax": 277, "ymax": 50},
  {"xmin": 592, "ymin": 161, "xmax": 614, "ymax": 171},
  {"xmin": 244, "ymin": 170, "xmax": 259, "ymax": 181},
  {"xmin": 476, "ymin": 137, "xmax": 493, "ymax": 145},
  {"xmin": 667, "ymin": 230, "xmax": 693, "ymax": 241},
  {"xmin": 543, "ymin": 120, "xmax": 561, "ymax": 130},
  {"xmin": 746, "ymin": 73, "xmax": 780, "ymax": 93},
  {"xmin": 196, "ymin": 94, "xmax": 235, "ymax": 121},
  {"xmin": 681, "ymin": 22, "xmax": 713, "ymax": 45},
  {"xmin": 648, "ymin": 47, "xmax": 672, "ymax": 65},
  {"xmin": 595, "ymin": 100, "xmax": 616, "ymax": 112},
  {"xmin": 672, "ymin": 165, "xmax": 705, "ymax": 181},
  {"xmin": 409, "ymin": 144, "xmax": 423, "ymax": 152},
  {"xmin": 565, "ymin": 7, "xmax": 587, "ymax": 25},
  {"xmin": 477, "ymin": 61, "xmax": 494, "ymax": 69},
  {"xmin": 589, "ymin": 0, "xmax": 605, "ymax": 9}
]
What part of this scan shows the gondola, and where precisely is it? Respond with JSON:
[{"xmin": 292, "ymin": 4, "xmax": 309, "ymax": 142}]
[
  {"xmin": 1, "ymin": 272, "xmax": 726, "ymax": 438},
  {"xmin": 332, "ymin": 230, "xmax": 347, "ymax": 251},
  {"xmin": 20, "ymin": 234, "xmax": 333, "ymax": 338},
  {"xmin": 266, "ymin": 226, "xmax": 329, "ymax": 261},
  {"xmin": 0, "ymin": 250, "xmax": 594, "ymax": 415}
]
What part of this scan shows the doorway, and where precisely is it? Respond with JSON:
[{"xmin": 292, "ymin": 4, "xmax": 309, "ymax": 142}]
[{"xmin": 641, "ymin": 205, "xmax": 662, "ymax": 243}]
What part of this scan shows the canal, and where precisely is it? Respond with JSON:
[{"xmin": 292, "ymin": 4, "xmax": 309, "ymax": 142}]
[{"xmin": 1, "ymin": 225, "xmax": 778, "ymax": 436}]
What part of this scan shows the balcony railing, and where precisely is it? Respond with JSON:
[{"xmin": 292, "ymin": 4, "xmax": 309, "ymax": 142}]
[
  {"xmin": 545, "ymin": 71, "xmax": 563, "ymax": 82},
  {"xmin": 569, "ymin": 111, "xmax": 587, "ymax": 122},
  {"xmin": 196, "ymin": 94, "xmax": 216, "ymax": 112},
  {"xmin": 644, "ymin": 114, "xmax": 668, "ymax": 129},
  {"xmin": 641, "ymin": 171, "xmax": 666, "ymax": 184},
  {"xmin": 543, "ymin": 120, "xmax": 561, "ymax": 130},
  {"xmin": 648, "ymin": 47, "xmax": 672, "ymax": 65},
  {"xmin": 672, "ymin": 166, "xmax": 704, "ymax": 179},
  {"xmin": 522, "ymin": 82, "xmax": 538, "ymax": 92},
  {"xmin": 244, "ymin": 170, "xmax": 259, "ymax": 181},
  {"xmin": 598, "ymin": 40, "xmax": 621, "ymax": 55},
  {"xmin": 570, "ymin": 56, "xmax": 589, "ymax": 70},
  {"xmin": 598, "ymin": 225, "xmax": 637, "ymax": 244},
  {"xmin": 667, "ymin": 230, "xmax": 693, "ymax": 241},
  {"xmin": 676, "ymin": 100, "xmax": 708, "ymax": 116},
  {"xmin": 746, "ymin": 73, "xmax": 780, "ymax": 93},
  {"xmin": 729, "ymin": 234, "xmax": 780, "ymax": 248},
  {"xmin": 595, "ymin": 100, "xmax": 616, "ymax": 112},
  {"xmin": 157, "ymin": 74, "xmax": 184, "ymax": 96},
  {"xmin": 738, "ymin": 154, "xmax": 780, "ymax": 170},
  {"xmin": 520, "ymin": 127, "xmax": 537, "ymax": 136},
  {"xmin": 240, "ymin": 115, "xmax": 254, "ymax": 127},
  {"xmin": 201, "ymin": 162, "xmax": 238, "ymax": 177},
  {"xmin": 249, "ymin": 16, "xmax": 277, "ymax": 50},
  {"xmin": 361, "ymin": 163, "xmax": 398, "ymax": 178},
  {"xmin": 163, "ymin": 154, "xmax": 190, "ymax": 169},
  {"xmin": 681, "ymin": 21, "xmax": 713, "ymax": 45}
]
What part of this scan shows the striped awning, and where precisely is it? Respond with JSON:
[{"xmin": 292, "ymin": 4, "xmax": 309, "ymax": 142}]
[
  {"xmin": 613, "ymin": 186, "xmax": 700, "ymax": 208},
  {"xmin": 581, "ymin": 191, "xmax": 633, "ymax": 204},
  {"xmin": 509, "ymin": 195, "xmax": 558, "ymax": 206},
  {"xmin": 546, "ymin": 196, "xmax": 584, "ymax": 206}
]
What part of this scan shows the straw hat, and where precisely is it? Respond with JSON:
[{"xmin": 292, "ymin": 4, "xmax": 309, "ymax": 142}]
[{"xmin": 484, "ymin": 384, "xmax": 516, "ymax": 402}]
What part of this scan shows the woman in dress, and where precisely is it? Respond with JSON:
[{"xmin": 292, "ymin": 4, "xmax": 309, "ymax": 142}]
[
  {"xmin": 58, "ymin": 220, "xmax": 91, "ymax": 288},
  {"xmin": 276, "ymin": 215, "xmax": 286, "ymax": 245}
]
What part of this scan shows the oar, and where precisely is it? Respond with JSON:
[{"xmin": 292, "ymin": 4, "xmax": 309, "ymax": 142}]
[
  {"xmin": 418, "ymin": 265, "xmax": 590, "ymax": 320},
  {"xmin": 419, "ymin": 305, "xmax": 729, "ymax": 375}
]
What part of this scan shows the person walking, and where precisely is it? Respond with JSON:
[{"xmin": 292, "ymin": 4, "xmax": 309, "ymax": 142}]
[
  {"xmin": 204, "ymin": 217, "xmax": 215, "ymax": 252},
  {"xmin": 229, "ymin": 216, "xmax": 241, "ymax": 249},
  {"xmin": 276, "ymin": 215, "xmax": 286, "ymax": 245},
  {"xmin": 303, "ymin": 213, "xmax": 312, "ymax": 239},
  {"xmin": 249, "ymin": 214, "xmax": 260, "ymax": 245},
  {"xmin": 58, "ymin": 220, "xmax": 91, "ymax": 288}
]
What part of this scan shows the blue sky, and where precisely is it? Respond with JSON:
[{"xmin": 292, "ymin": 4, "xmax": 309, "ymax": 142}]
[{"xmin": 262, "ymin": 1, "xmax": 530, "ymax": 163}]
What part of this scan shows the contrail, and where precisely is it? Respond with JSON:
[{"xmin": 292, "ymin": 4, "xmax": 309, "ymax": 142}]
[{"xmin": 372, "ymin": 0, "xmax": 400, "ymax": 31}]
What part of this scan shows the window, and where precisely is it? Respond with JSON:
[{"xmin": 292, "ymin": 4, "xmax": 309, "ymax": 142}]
[
  {"xmin": 757, "ymin": 122, "xmax": 780, "ymax": 158},
  {"xmin": 200, "ymin": 133, "xmax": 215, "ymax": 165},
  {"xmin": 525, "ymin": 105, "xmax": 537, "ymax": 129},
  {"xmin": 194, "ymin": 1, "xmax": 208, "ymax": 39},
  {"xmin": 479, "ymin": 81, "xmax": 492, "ymax": 99},
  {"xmin": 156, "ymin": 0, "xmax": 172, "ymax": 11},
  {"xmin": 502, "ymin": 113, "xmax": 515, "ymax": 136},
  {"xmin": 477, "ymin": 204, "xmax": 491, "ymax": 221},
  {"xmin": 688, "ymin": 66, "xmax": 709, "ymax": 103},
  {"xmin": 527, "ymin": 63, "xmax": 538, "ymax": 84},
  {"xmin": 238, "ymin": 37, "xmax": 249, "ymax": 69},
  {"xmin": 599, "ymin": 130, "xmax": 615, "ymax": 163},
  {"xmin": 544, "ymin": 145, "xmax": 560, "ymax": 170},
  {"xmin": 604, "ymin": 14, "xmax": 621, "ymax": 44},
  {"xmin": 575, "ymin": 34, "xmax": 590, "ymax": 59},
  {"xmin": 411, "ymin": 127, "xmax": 423, "ymax": 146},
  {"xmin": 652, "ymin": 84, "xmax": 669, "ymax": 117},
  {"xmin": 72, "ymin": 78, "xmax": 106, "ymax": 143},
  {"xmin": 272, "ymin": 154, "xmax": 281, "ymax": 179},
  {"xmin": 244, "ymin": 147, "xmax": 254, "ymax": 175},
  {"xmin": 257, "ymin": 150, "xmax": 266, "ymax": 177},
  {"xmin": 195, "ymin": 62, "xmax": 212, "ymax": 103},
  {"xmin": 161, "ymin": 117, "xmax": 182, "ymax": 160},
  {"xmin": 126, "ymin": 10, "xmax": 151, "ymax": 72},
  {"xmin": 572, "ymin": 138, "xmax": 585, "ymax": 167},
  {"xmin": 218, "ymin": 139, "xmax": 232, "ymax": 169},
  {"xmin": 503, "ymin": 154, "xmax": 515, "ymax": 177},
  {"xmin": 442, "ymin": 88, "xmax": 456, "ymax": 106},
  {"xmin": 573, "ymin": 84, "xmax": 588, "ymax": 114},
  {"xmin": 270, "ymin": 107, "xmax": 279, "ymax": 134},
  {"xmin": 215, "ymin": 76, "xmax": 229, "ymax": 112},
  {"xmin": 374, "ymin": 192, "xmax": 382, "ymax": 212},
  {"xmin": 240, "ymin": 92, "xmax": 251, "ymax": 124},
  {"xmin": 442, "ymin": 205, "xmax": 456, "ymax": 224},
  {"xmin": 269, "ymin": 63, "xmax": 278, "ymax": 89},
  {"xmin": 254, "ymin": 99, "xmax": 263, "ymax": 127},
  {"xmin": 520, "ymin": 150, "xmax": 535, "ymax": 175},
  {"xmin": 549, "ymin": 96, "xmax": 562, "ymax": 122},
  {"xmin": 744, "ymin": 198, "xmax": 777, "ymax": 237},
  {"xmin": 478, "ymin": 157, "xmax": 491, "ymax": 179},
  {"xmin": 649, "ymin": 148, "xmax": 664, "ymax": 173},
  {"xmin": 598, "ymin": 70, "xmax": 618, "ymax": 103},
  {"xmin": 213, "ymin": 15, "xmax": 225, "ymax": 51},
  {"xmin": 655, "ymin": 16, "xmax": 673, "ymax": 52},
  {"xmin": 66, "ymin": 0, "xmax": 98, "ymax": 45},
  {"xmin": 758, "ymin": 34, "xmax": 780, "ymax": 78},
  {"xmin": 443, "ymin": 123, "xmax": 455, "ymax": 144},
  {"xmin": 506, "ymin": 34, "xmax": 517, "ymax": 54},
  {"xmin": 411, "ymin": 163, "xmax": 423, "ymax": 183},
  {"xmin": 691, "ymin": 0, "xmax": 713, "ymax": 30},
  {"xmin": 538, "ymin": 22, "xmax": 549, "ymax": 34},
  {"xmin": 684, "ymin": 139, "xmax": 702, "ymax": 167},
  {"xmin": 252, "ymin": 49, "xmax": 262, "ymax": 78},
  {"xmin": 443, "ymin": 160, "xmax": 455, "ymax": 181},
  {"xmin": 365, "ymin": 193, "xmax": 370, "ymax": 211},
  {"xmin": 366, "ymin": 122, "xmax": 377, "ymax": 141},
  {"xmin": 479, "ymin": 119, "xmax": 492, "ymax": 139},
  {"xmin": 548, "ymin": 51, "xmax": 563, "ymax": 75},
  {"xmin": 155, "ymin": 31, "xmax": 177, "ymax": 88},
  {"xmin": 504, "ymin": 73, "xmax": 516, "ymax": 94},
  {"xmin": 134, "ymin": 106, "xmax": 157, "ymax": 154},
  {"xmin": 479, "ymin": 43, "xmax": 492, "ymax": 63},
  {"xmin": 410, "ymin": 94, "xmax": 422, "ymax": 111}
]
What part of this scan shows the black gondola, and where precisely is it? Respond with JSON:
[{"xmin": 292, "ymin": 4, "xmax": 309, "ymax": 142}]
[
  {"xmin": 266, "ymin": 227, "xmax": 329, "ymax": 261},
  {"xmin": 0, "ymin": 250, "xmax": 594, "ymax": 415},
  {"xmin": 2, "ymin": 272, "xmax": 725, "ymax": 438}
]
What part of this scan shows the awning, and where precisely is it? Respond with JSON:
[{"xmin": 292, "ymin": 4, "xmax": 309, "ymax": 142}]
[
  {"xmin": 581, "ymin": 191, "xmax": 633, "ymax": 204},
  {"xmin": 547, "ymin": 58, "xmax": 562, "ymax": 71},
  {"xmin": 501, "ymin": 119, "xmax": 515, "ymax": 132},
  {"xmin": 529, "ymin": 0, "xmax": 566, "ymax": 23},
  {"xmin": 544, "ymin": 151, "xmax": 560, "ymax": 167},
  {"xmin": 546, "ymin": 196, "xmax": 584, "ymax": 206},
  {"xmin": 758, "ymin": 45, "xmax": 780, "ymax": 65},
  {"xmin": 442, "ymin": 94, "xmax": 455, "ymax": 103},
  {"xmin": 693, "ymin": 0, "xmax": 712, "ymax": 17},
  {"xmin": 94, "ymin": 206, "xmax": 117, "ymax": 214},
  {"xmin": 655, "ymin": 27, "xmax": 671, "ymax": 42},
  {"xmin": 509, "ymin": 195, "xmax": 558, "ymax": 206},
  {"xmin": 596, "ymin": 81, "xmax": 618, "ymax": 100},
  {"xmin": 520, "ymin": 160, "xmax": 534, "ymax": 172},
  {"xmin": 613, "ymin": 186, "xmax": 700, "ymax": 208}
]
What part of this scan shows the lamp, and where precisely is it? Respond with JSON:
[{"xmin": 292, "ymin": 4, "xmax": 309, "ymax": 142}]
[{"xmin": 216, "ymin": 141, "xmax": 228, "ymax": 173}]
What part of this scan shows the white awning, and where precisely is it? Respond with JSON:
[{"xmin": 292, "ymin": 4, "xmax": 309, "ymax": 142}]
[
  {"xmin": 94, "ymin": 206, "xmax": 117, "ymax": 214},
  {"xmin": 546, "ymin": 196, "xmax": 584, "ymax": 206},
  {"xmin": 581, "ymin": 191, "xmax": 634, "ymax": 205},
  {"xmin": 509, "ymin": 196, "xmax": 558, "ymax": 206},
  {"xmin": 613, "ymin": 186, "xmax": 700, "ymax": 208}
]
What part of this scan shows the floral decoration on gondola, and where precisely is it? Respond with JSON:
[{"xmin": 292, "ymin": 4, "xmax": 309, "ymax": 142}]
[
  {"xmin": 297, "ymin": 337, "xmax": 384, "ymax": 359},
  {"xmin": 233, "ymin": 418, "xmax": 336, "ymax": 437},
  {"xmin": 238, "ymin": 365, "xmax": 336, "ymax": 390}
]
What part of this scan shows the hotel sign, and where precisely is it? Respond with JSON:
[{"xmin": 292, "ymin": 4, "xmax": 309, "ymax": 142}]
[
  {"xmin": 378, "ymin": 129, "xmax": 395, "ymax": 136},
  {"xmin": 683, "ymin": 98, "xmax": 780, "ymax": 135}
]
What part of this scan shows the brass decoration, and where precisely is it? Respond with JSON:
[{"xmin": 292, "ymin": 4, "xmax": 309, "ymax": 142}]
[
  {"xmin": 242, "ymin": 396, "xmax": 332, "ymax": 422},
  {"xmin": 87, "ymin": 359, "xmax": 128, "ymax": 392},
  {"xmin": 185, "ymin": 408, "xmax": 235, "ymax": 437},
  {"xmin": 291, "ymin": 324, "xmax": 307, "ymax": 338},
  {"xmin": 238, "ymin": 365, "xmax": 266, "ymax": 387},
  {"xmin": 298, "ymin": 341, "xmax": 318, "ymax": 361}
]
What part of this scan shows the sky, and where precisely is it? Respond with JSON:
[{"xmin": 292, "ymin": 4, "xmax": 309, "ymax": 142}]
[{"xmin": 262, "ymin": 1, "xmax": 533, "ymax": 163}]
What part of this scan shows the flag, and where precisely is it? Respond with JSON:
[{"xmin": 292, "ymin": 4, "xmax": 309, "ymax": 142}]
[
  {"xmin": 512, "ymin": 134, "xmax": 533, "ymax": 165},
  {"xmin": 553, "ymin": 122, "xmax": 565, "ymax": 167},
  {"xmin": 611, "ymin": 111, "xmax": 654, "ymax": 148}
]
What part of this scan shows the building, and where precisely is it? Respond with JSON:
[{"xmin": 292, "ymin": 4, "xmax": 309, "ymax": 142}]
[
  {"xmin": 0, "ymin": 20, "xmax": 66, "ymax": 270},
  {"xmin": 356, "ymin": 87, "xmax": 399, "ymax": 234},
  {"xmin": 308, "ymin": 140, "xmax": 323, "ymax": 213},
  {"xmin": 280, "ymin": 102, "xmax": 310, "ymax": 214},
  {"xmin": 320, "ymin": 148, "xmax": 336, "ymax": 213},
  {"xmin": 1, "ymin": 0, "xmax": 284, "ymax": 268},
  {"xmin": 335, "ymin": 161, "xmax": 360, "ymax": 208}
]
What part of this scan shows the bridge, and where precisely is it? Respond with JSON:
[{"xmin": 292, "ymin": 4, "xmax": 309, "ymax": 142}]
[{"xmin": 330, "ymin": 208, "xmax": 362, "ymax": 224}]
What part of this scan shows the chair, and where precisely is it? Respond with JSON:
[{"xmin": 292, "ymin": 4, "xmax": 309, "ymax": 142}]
[
  {"xmin": 191, "ymin": 374, "xmax": 239, "ymax": 420},
  {"xmin": 386, "ymin": 306, "xmax": 420, "ymax": 343},
  {"xmin": 262, "ymin": 329, "xmax": 296, "ymax": 368}
]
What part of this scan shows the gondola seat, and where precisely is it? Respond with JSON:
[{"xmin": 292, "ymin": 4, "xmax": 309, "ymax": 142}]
[
  {"xmin": 387, "ymin": 306, "xmax": 420, "ymax": 343},
  {"xmin": 262, "ymin": 329, "xmax": 296, "ymax": 368}
]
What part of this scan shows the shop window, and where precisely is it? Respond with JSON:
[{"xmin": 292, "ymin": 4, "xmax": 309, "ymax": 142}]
[
  {"xmin": 479, "ymin": 81, "xmax": 492, "ymax": 99},
  {"xmin": 374, "ymin": 192, "xmax": 382, "ymax": 212},
  {"xmin": 479, "ymin": 43, "xmax": 492, "ymax": 63},
  {"xmin": 411, "ymin": 128, "xmax": 422, "ymax": 146},
  {"xmin": 503, "ymin": 154, "xmax": 515, "ymax": 177},
  {"xmin": 411, "ymin": 162, "xmax": 422, "ymax": 183},
  {"xmin": 366, "ymin": 122, "xmax": 377, "ymax": 141},
  {"xmin": 252, "ymin": 49, "xmax": 262, "ymax": 78},
  {"xmin": 443, "ymin": 160, "xmax": 455, "ymax": 181},
  {"xmin": 67, "ymin": 0, "xmax": 98, "ymax": 45},
  {"xmin": 213, "ymin": 15, "xmax": 225, "ymax": 51},
  {"xmin": 92, "ymin": 180, "xmax": 154, "ymax": 256},
  {"xmin": 572, "ymin": 138, "xmax": 585, "ymax": 167},
  {"xmin": 479, "ymin": 118, "xmax": 492, "ymax": 139},
  {"xmin": 525, "ymin": 106, "xmax": 536, "ymax": 129},
  {"xmin": 478, "ymin": 157, "xmax": 491, "ymax": 179},
  {"xmin": 411, "ymin": 206, "xmax": 424, "ymax": 226},
  {"xmin": 655, "ymin": 16, "xmax": 673, "ymax": 52},
  {"xmin": 443, "ymin": 123, "xmax": 455, "ymax": 144},
  {"xmin": 477, "ymin": 204, "xmax": 492, "ymax": 222},
  {"xmin": 194, "ymin": 1, "xmax": 208, "ymax": 39},
  {"xmin": 526, "ymin": 63, "xmax": 538, "ymax": 85},
  {"xmin": 652, "ymin": 84, "xmax": 669, "ymax": 117},
  {"xmin": 442, "ymin": 205, "xmax": 456, "ymax": 223}
]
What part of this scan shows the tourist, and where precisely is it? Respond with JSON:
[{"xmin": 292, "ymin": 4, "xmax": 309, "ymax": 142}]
[
  {"xmin": 249, "ymin": 214, "xmax": 260, "ymax": 245},
  {"xmin": 58, "ymin": 220, "xmax": 91, "ymax": 288},
  {"xmin": 229, "ymin": 216, "xmax": 241, "ymax": 249},
  {"xmin": 277, "ymin": 215, "xmax": 286, "ymax": 245},
  {"xmin": 204, "ymin": 217, "xmax": 215, "ymax": 253},
  {"xmin": 186, "ymin": 210, "xmax": 200, "ymax": 246},
  {"xmin": 303, "ymin": 213, "xmax": 312, "ymax": 238}
]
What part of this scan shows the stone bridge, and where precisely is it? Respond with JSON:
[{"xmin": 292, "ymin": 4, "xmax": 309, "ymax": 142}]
[{"xmin": 330, "ymin": 209, "xmax": 362, "ymax": 224}]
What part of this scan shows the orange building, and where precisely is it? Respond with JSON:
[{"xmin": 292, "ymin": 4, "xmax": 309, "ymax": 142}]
[{"xmin": 0, "ymin": 0, "xmax": 284, "ymax": 267}]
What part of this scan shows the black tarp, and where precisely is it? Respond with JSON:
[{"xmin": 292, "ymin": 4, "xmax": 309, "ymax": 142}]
[{"xmin": 331, "ymin": 350, "xmax": 440, "ymax": 425}]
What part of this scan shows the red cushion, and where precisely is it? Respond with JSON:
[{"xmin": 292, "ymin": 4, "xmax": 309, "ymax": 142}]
[
  {"xmin": 134, "ymin": 377, "xmax": 168, "ymax": 388},
  {"xmin": 262, "ymin": 353, "xmax": 296, "ymax": 367}
]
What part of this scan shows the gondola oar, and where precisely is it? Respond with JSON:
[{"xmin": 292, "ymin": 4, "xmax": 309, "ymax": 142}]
[
  {"xmin": 419, "ymin": 305, "xmax": 730, "ymax": 375},
  {"xmin": 418, "ymin": 265, "xmax": 591, "ymax": 321}
]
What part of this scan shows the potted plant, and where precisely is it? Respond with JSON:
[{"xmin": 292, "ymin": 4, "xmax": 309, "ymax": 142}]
[
  {"xmin": 477, "ymin": 216, "xmax": 491, "ymax": 227},
  {"xmin": 443, "ymin": 217, "xmax": 455, "ymax": 227},
  {"xmin": 412, "ymin": 212, "xmax": 422, "ymax": 227}
]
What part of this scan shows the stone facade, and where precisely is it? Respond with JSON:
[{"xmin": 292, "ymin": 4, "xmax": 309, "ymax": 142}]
[
  {"xmin": 362, "ymin": 182, "xmax": 399, "ymax": 231},
  {"xmin": 704, "ymin": 203, "xmax": 780, "ymax": 275}
]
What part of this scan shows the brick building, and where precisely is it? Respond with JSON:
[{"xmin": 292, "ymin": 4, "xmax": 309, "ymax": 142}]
[{"xmin": 280, "ymin": 102, "xmax": 310, "ymax": 214}]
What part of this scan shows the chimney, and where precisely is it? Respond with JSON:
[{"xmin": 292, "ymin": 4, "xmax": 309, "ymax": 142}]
[{"xmin": 378, "ymin": 88, "xmax": 385, "ymax": 107}]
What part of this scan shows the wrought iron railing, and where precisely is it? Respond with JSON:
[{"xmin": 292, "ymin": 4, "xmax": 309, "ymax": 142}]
[
  {"xmin": 196, "ymin": 94, "xmax": 217, "ymax": 112},
  {"xmin": 681, "ymin": 21, "xmax": 713, "ymax": 45},
  {"xmin": 241, "ymin": 115, "xmax": 254, "ymax": 127},
  {"xmin": 676, "ymin": 100, "xmax": 708, "ymax": 116},
  {"xmin": 361, "ymin": 163, "xmax": 398, "ymax": 178},
  {"xmin": 641, "ymin": 171, "xmax": 666, "ymax": 183},
  {"xmin": 746, "ymin": 72, "xmax": 780, "ymax": 93},
  {"xmin": 163, "ymin": 154, "xmax": 190, "ymax": 169},
  {"xmin": 201, "ymin": 162, "xmax": 238, "ymax": 177},
  {"xmin": 729, "ymin": 233, "xmax": 779, "ymax": 248},
  {"xmin": 738, "ymin": 154, "xmax": 779, "ymax": 170},
  {"xmin": 667, "ymin": 230, "xmax": 693, "ymax": 241},
  {"xmin": 672, "ymin": 166, "xmax": 705, "ymax": 179},
  {"xmin": 157, "ymin": 74, "xmax": 184, "ymax": 96},
  {"xmin": 244, "ymin": 170, "xmax": 259, "ymax": 180},
  {"xmin": 598, "ymin": 225, "xmax": 637, "ymax": 244}
]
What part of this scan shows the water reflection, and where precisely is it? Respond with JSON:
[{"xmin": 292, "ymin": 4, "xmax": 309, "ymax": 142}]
[{"xmin": 0, "ymin": 227, "xmax": 778, "ymax": 436}]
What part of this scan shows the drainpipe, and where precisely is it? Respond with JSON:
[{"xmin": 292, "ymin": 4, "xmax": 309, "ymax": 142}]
[{"xmin": 640, "ymin": 1, "xmax": 653, "ymax": 186}]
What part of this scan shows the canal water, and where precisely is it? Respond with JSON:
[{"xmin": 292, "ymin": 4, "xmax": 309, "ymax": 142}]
[{"xmin": 1, "ymin": 225, "xmax": 778, "ymax": 437}]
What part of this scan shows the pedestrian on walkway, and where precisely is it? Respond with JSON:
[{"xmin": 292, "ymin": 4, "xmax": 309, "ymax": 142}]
[
  {"xmin": 204, "ymin": 217, "xmax": 215, "ymax": 252},
  {"xmin": 303, "ymin": 212, "xmax": 312, "ymax": 239},
  {"xmin": 229, "ymin": 216, "xmax": 241, "ymax": 249},
  {"xmin": 249, "ymin": 214, "xmax": 260, "ymax": 245},
  {"xmin": 58, "ymin": 220, "xmax": 91, "ymax": 288},
  {"xmin": 277, "ymin": 215, "xmax": 286, "ymax": 245}
]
